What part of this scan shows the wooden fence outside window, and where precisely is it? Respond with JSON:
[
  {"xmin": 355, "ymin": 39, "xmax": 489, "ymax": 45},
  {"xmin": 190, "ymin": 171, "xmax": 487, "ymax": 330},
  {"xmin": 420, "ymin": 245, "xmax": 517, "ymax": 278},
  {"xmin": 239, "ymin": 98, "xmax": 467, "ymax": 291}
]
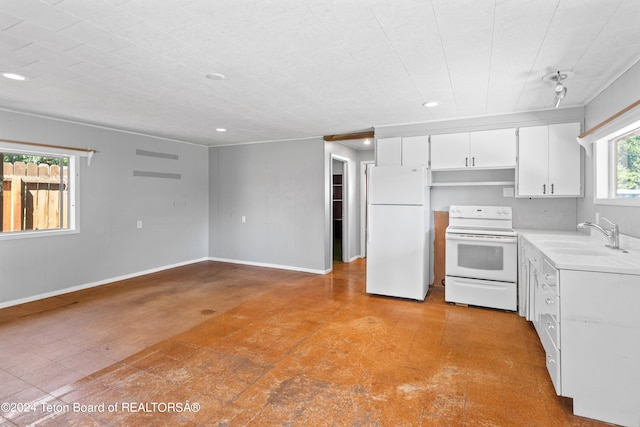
[{"xmin": 1, "ymin": 161, "xmax": 68, "ymax": 232}]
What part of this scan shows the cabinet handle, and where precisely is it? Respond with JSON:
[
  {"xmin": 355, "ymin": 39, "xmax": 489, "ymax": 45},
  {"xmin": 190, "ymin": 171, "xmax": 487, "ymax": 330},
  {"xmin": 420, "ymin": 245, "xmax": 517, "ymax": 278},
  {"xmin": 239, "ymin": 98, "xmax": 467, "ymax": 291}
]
[
  {"xmin": 465, "ymin": 157, "xmax": 468, "ymax": 167},
  {"xmin": 546, "ymin": 298, "xmax": 554, "ymax": 305},
  {"xmin": 544, "ymin": 274, "xmax": 553, "ymax": 281},
  {"xmin": 551, "ymin": 183, "xmax": 555, "ymax": 194},
  {"xmin": 472, "ymin": 157, "xmax": 475, "ymax": 167},
  {"xmin": 543, "ymin": 184, "xmax": 546, "ymax": 194},
  {"xmin": 546, "ymin": 322, "xmax": 555, "ymax": 330},
  {"xmin": 547, "ymin": 355, "xmax": 556, "ymax": 365}
]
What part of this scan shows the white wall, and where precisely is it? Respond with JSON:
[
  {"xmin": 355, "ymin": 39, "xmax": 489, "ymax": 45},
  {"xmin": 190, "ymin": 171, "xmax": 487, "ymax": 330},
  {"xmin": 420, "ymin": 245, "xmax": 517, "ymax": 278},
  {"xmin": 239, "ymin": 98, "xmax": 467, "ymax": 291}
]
[
  {"xmin": 578, "ymin": 60, "xmax": 640, "ymax": 238},
  {"xmin": 209, "ymin": 138, "xmax": 326, "ymax": 273},
  {"xmin": 0, "ymin": 110, "xmax": 209, "ymax": 306}
]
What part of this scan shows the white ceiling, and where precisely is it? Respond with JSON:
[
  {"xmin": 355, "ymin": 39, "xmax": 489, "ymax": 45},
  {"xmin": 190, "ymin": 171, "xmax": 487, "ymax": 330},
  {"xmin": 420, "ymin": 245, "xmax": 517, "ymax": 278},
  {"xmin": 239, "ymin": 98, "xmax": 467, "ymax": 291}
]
[{"xmin": 1, "ymin": 0, "xmax": 639, "ymax": 147}]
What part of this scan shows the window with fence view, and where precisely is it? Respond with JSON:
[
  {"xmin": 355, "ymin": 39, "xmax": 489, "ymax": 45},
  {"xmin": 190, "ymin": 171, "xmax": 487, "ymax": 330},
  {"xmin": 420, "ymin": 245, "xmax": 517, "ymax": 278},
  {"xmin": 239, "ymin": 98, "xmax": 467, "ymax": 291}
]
[{"xmin": 1, "ymin": 151, "xmax": 70, "ymax": 233}]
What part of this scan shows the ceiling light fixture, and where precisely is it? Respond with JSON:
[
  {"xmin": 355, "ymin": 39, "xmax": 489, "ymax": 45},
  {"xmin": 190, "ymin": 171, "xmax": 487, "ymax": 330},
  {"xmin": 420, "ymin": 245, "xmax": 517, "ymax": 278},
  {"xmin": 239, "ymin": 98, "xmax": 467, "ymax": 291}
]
[
  {"xmin": 215, "ymin": 128, "xmax": 226, "ymax": 132},
  {"xmin": 206, "ymin": 73, "xmax": 226, "ymax": 81},
  {"xmin": 364, "ymin": 139, "xmax": 371, "ymax": 145},
  {"xmin": 422, "ymin": 101, "xmax": 439, "ymax": 108},
  {"xmin": 543, "ymin": 70, "xmax": 572, "ymax": 108},
  {"xmin": 2, "ymin": 72, "xmax": 27, "ymax": 81}
]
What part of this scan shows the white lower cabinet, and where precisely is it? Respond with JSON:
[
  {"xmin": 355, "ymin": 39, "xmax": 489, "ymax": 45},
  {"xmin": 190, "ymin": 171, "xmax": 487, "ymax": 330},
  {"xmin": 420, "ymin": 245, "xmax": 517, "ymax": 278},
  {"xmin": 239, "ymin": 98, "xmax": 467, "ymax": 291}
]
[
  {"xmin": 526, "ymin": 243, "xmax": 640, "ymax": 426},
  {"xmin": 561, "ymin": 270, "xmax": 640, "ymax": 427},
  {"xmin": 532, "ymin": 257, "xmax": 561, "ymax": 395},
  {"xmin": 519, "ymin": 237, "xmax": 540, "ymax": 321}
]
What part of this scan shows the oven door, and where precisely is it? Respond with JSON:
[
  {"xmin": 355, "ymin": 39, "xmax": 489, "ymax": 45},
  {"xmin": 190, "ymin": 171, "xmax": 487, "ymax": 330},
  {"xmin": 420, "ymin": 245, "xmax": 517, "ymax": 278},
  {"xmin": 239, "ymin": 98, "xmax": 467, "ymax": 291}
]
[{"xmin": 445, "ymin": 233, "xmax": 517, "ymax": 282}]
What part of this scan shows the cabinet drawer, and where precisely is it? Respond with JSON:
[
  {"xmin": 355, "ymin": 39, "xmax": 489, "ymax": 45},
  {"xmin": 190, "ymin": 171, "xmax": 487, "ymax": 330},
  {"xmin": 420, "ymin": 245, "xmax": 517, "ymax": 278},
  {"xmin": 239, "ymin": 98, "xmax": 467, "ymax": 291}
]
[
  {"xmin": 546, "ymin": 345, "xmax": 562, "ymax": 395},
  {"xmin": 540, "ymin": 283, "xmax": 559, "ymax": 320},
  {"xmin": 542, "ymin": 313, "xmax": 560, "ymax": 350},
  {"xmin": 542, "ymin": 258, "xmax": 558, "ymax": 291},
  {"xmin": 539, "ymin": 320, "xmax": 562, "ymax": 395}
]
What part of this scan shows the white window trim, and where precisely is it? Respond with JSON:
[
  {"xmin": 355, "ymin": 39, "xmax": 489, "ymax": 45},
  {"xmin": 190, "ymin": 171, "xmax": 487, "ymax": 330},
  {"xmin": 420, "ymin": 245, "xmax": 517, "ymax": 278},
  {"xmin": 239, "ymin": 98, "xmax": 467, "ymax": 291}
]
[
  {"xmin": 593, "ymin": 118, "xmax": 640, "ymax": 207},
  {"xmin": 0, "ymin": 143, "xmax": 80, "ymax": 240}
]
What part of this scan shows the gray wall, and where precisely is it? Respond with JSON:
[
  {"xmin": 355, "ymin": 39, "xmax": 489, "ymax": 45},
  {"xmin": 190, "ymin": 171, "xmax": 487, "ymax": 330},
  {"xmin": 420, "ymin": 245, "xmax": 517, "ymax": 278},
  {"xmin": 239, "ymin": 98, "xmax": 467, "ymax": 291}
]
[
  {"xmin": 578, "ymin": 60, "xmax": 640, "ymax": 238},
  {"xmin": 209, "ymin": 138, "xmax": 326, "ymax": 273},
  {"xmin": 0, "ymin": 110, "xmax": 209, "ymax": 306},
  {"xmin": 431, "ymin": 187, "xmax": 578, "ymax": 230}
]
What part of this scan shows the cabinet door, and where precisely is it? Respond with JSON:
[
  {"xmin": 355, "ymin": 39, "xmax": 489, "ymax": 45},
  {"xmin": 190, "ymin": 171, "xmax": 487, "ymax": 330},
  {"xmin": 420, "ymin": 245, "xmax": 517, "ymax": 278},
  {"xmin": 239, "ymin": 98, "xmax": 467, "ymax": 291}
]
[
  {"xmin": 430, "ymin": 133, "xmax": 469, "ymax": 170},
  {"xmin": 470, "ymin": 128, "xmax": 516, "ymax": 168},
  {"xmin": 517, "ymin": 126, "xmax": 549, "ymax": 196},
  {"xmin": 376, "ymin": 137, "xmax": 401, "ymax": 166},
  {"xmin": 401, "ymin": 135, "xmax": 429, "ymax": 167},
  {"xmin": 548, "ymin": 123, "xmax": 581, "ymax": 196}
]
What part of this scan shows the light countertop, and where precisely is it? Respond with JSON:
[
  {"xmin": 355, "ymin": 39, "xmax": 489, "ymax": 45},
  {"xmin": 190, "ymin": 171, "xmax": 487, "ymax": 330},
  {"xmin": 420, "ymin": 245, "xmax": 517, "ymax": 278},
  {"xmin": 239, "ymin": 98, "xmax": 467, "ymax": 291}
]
[{"xmin": 517, "ymin": 229, "xmax": 640, "ymax": 276}]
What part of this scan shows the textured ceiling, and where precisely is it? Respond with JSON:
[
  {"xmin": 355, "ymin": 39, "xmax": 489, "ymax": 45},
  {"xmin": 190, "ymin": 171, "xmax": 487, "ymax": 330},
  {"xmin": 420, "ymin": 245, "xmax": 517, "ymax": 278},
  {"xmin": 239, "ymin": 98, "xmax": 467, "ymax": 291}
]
[{"xmin": 1, "ymin": 0, "xmax": 639, "ymax": 147}]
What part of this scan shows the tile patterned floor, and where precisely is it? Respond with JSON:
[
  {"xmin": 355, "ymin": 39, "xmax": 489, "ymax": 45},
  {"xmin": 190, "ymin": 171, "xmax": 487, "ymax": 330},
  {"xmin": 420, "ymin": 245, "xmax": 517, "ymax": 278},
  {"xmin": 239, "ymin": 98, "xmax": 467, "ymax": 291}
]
[{"xmin": 0, "ymin": 260, "xmax": 610, "ymax": 426}]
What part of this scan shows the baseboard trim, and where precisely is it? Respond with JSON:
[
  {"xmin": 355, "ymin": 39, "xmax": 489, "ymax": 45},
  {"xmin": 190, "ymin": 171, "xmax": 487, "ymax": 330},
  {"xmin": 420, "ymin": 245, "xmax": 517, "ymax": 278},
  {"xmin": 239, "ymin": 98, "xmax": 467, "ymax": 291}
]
[
  {"xmin": 0, "ymin": 257, "xmax": 210, "ymax": 309},
  {"xmin": 208, "ymin": 257, "xmax": 329, "ymax": 275}
]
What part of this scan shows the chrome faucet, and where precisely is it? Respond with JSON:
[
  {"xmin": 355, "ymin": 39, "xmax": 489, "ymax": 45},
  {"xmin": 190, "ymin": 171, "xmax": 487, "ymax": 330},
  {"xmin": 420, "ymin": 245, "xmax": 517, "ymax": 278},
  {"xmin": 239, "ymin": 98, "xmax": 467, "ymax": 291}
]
[{"xmin": 577, "ymin": 218, "xmax": 620, "ymax": 250}]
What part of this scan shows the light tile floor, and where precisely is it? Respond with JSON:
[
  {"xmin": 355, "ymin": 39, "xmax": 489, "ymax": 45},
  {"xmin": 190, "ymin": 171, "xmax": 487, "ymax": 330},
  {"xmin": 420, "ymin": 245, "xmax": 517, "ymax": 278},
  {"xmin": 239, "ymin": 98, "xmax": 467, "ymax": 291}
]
[{"xmin": 0, "ymin": 260, "xmax": 609, "ymax": 426}]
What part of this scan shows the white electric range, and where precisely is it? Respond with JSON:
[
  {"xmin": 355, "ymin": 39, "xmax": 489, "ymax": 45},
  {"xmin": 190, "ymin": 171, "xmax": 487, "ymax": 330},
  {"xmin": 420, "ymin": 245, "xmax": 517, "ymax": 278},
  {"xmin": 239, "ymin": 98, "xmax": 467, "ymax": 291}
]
[{"xmin": 445, "ymin": 205, "xmax": 518, "ymax": 311}]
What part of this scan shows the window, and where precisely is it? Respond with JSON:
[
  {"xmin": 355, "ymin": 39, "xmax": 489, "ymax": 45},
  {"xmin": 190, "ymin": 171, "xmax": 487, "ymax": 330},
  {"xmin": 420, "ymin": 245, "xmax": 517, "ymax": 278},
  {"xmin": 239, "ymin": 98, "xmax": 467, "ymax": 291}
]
[
  {"xmin": 613, "ymin": 129, "xmax": 640, "ymax": 197},
  {"xmin": 1, "ymin": 147, "xmax": 77, "ymax": 238},
  {"xmin": 595, "ymin": 121, "xmax": 640, "ymax": 205}
]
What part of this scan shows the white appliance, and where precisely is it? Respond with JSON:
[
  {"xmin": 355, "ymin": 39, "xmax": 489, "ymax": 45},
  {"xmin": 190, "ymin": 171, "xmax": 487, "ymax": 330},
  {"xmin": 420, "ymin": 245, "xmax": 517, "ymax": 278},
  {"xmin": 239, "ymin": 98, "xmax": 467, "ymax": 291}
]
[
  {"xmin": 366, "ymin": 165, "xmax": 430, "ymax": 300},
  {"xmin": 445, "ymin": 205, "xmax": 518, "ymax": 311}
]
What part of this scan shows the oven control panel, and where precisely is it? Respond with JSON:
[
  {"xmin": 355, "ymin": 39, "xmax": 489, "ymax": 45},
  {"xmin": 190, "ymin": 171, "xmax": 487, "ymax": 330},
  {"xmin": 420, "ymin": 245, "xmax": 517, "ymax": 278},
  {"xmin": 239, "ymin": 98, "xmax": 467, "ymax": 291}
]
[{"xmin": 449, "ymin": 205, "xmax": 512, "ymax": 220}]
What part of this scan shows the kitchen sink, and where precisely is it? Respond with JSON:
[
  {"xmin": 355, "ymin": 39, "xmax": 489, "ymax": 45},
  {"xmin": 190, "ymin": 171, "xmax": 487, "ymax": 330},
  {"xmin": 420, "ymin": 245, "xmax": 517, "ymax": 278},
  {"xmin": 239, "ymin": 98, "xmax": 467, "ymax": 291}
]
[
  {"xmin": 548, "ymin": 247, "xmax": 615, "ymax": 256},
  {"xmin": 537, "ymin": 240, "xmax": 590, "ymax": 248}
]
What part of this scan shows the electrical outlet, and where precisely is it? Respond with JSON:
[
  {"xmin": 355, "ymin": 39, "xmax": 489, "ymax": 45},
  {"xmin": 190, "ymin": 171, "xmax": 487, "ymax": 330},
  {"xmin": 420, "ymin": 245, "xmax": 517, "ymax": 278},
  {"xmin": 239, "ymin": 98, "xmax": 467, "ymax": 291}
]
[
  {"xmin": 137, "ymin": 220, "xmax": 143, "ymax": 229},
  {"xmin": 503, "ymin": 187, "xmax": 515, "ymax": 198}
]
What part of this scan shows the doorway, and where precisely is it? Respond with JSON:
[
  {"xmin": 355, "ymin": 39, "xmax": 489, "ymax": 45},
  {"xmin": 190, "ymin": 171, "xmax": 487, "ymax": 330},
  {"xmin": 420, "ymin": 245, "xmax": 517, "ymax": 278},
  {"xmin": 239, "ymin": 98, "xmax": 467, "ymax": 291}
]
[
  {"xmin": 360, "ymin": 160, "xmax": 374, "ymax": 258},
  {"xmin": 331, "ymin": 156, "xmax": 348, "ymax": 263}
]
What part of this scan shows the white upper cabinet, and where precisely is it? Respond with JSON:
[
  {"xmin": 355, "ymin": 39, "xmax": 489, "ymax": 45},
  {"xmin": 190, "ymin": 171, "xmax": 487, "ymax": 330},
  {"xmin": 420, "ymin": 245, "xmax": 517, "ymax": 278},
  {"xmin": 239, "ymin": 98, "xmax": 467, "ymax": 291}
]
[
  {"xmin": 469, "ymin": 129, "xmax": 516, "ymax": 168},
  {"xmin": 431, "ymin": 129, "xmax": 515, "ymax": 170},
  {"xmin": 376, "ymin": 137, "xmax": 402, "ymax": 166},
  {"xmin": 376, "ymin": 136, "xmax": 429, "ymax": 167},
  {"xmin": 430, "ymin": 133, "xmax": 469, "ymax": 169},
  {"xmin": 401, "ymin": 135, "xmax": 430, "ymax": 167},
  {"xmin": 517, "ymin": 122, "xmax": 582, "ymax": 197},
  {"xmin": 548, "ymin": 123, "xmax": 581, "ymax": 195}
]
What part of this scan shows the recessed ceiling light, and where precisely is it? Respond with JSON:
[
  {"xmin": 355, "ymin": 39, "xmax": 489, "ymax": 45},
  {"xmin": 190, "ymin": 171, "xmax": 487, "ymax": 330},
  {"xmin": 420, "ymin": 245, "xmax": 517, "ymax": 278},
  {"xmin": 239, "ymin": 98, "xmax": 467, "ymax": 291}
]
[
  {"xmin": 364, "ymin": 139, "xmax": 371, "ymax": 145},
  {"xmin": 2, "ymin": 72, "xmax": 27, "ymax": 81},
  {"xmin": 206, "ymin": 73, "xmax": 226, "ymax": 81},
  {"xmin": 422, "ymin": 101, "xmax": 439, "ymax": 108},
  {"xmin": 216, "ymin": 128, "xmax": 226, "ymax": 132}
]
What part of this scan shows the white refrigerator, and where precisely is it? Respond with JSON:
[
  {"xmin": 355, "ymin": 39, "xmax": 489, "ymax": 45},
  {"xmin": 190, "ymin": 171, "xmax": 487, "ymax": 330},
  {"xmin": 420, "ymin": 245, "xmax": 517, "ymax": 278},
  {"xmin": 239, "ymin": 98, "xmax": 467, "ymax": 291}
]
[{"xmin": 366, "ymin": 165, "xmax": 430, "ymax": 300}]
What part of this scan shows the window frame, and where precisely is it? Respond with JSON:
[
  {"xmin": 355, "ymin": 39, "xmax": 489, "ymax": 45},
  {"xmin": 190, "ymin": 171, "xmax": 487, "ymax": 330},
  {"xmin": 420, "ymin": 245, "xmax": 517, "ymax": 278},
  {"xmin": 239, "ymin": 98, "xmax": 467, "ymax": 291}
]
[
  {"xmin": 594, "ymin": 119, "xmax": 640, "ymax": 206},
  {"xmin": 0, "ymin": 144, "xmax": 79, "ymax": 240}
]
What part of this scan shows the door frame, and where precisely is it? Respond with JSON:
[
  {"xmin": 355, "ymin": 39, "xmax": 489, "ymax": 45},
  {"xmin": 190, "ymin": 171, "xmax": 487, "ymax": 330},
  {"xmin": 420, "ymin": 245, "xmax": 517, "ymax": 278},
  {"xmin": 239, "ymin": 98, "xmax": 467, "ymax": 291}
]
[
  {"xmin": 331, "ymin": 154, "xmax": 349, "ymax": 262},
  {"xmin": 360, "ymin": 160, "xmax": 375, "ymax": 257}
]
